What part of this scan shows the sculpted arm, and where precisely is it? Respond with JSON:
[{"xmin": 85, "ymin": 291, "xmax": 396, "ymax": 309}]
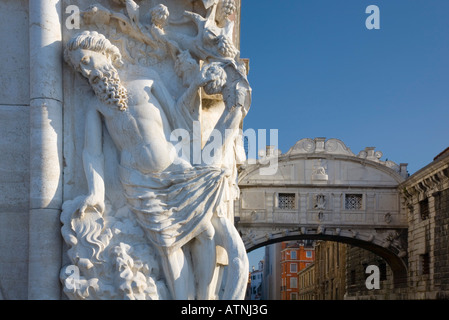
[
  {"xmin": 151, "ymin": 71, "xmax": 207, "ymax": 122},
  {"xmin": 79, "ymin": 107, "xmax": 105, "ymax": 216},
  {"xmin": 176, "ymin": 66, "xmax": 220, "ymax": 112},
  {"xmin": 176, "ymin": 74, "xmax": 206, "ymax": 111}
]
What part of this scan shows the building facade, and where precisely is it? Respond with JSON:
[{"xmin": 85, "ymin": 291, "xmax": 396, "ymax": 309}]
[
  {"xmin": 400, "ymin": 148, "xmax": 449, "ymax": 299},
  {"xmin": 344, "ymin": 245, "xmax": 397, "ymax": 299},
  {"xmin": 261, "ymin": 243, "xmax": 282, "ymax": 300},
  {"xmin": 297, "ymin": 263, "xmax": 316, "ymax": 300},
  {"xmin": 344, "ymin": 147, "xmax": 449, "ymax": 300},
  {"xmin": 248, "ymin": 260, "xmax": 264, "ymax": 300},
  {"xmin": 280, "ymin": 241, "xmax": 315, "ymax": 300},
  {"xmin": 314, "ymin": 241, "xmax": 346, "ymax": 300}
]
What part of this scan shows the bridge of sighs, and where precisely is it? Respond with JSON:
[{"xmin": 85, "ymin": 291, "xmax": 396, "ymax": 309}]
[{"xmin": 235, "ymin": 138, "xmax": 410, "ymax": 286}]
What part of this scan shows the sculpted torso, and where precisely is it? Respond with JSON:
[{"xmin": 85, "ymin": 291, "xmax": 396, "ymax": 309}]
[
  {"xmin": 72, "ymin": 47, "xmax": 185, "ymax": 174},
  {"xmin": 98, "ymin": 78, "xmax": 181, "ymax": 174}
]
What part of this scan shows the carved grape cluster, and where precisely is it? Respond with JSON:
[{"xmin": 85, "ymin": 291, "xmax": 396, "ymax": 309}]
[
  {"xmin": 220, "ymin": 0, "xmax": 236, "ymax": 16},
  {"xmin": 217, "ymin": 35, "xmax": 237, "ymax": 58}
]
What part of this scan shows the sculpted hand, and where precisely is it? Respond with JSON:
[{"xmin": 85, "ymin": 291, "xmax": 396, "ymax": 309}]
[
  {"xmin": 197, "ymin": 68, "xmax": 214, "ymax": 87},
  {"xmin": 77, "ymin": 194, "xmax": 105, "ymax": 218}
]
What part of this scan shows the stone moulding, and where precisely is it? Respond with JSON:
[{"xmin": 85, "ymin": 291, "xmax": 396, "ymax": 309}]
[
  {"xmin": 239, "ymin": 137, "xmax": 408, "ymax": 183},
  {"xmin": 402, "ymin": 163, "xmax": 449, "ymax": 201}
]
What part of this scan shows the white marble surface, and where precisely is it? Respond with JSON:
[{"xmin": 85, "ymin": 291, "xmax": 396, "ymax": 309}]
[
  {"xmin": 0, "ymin": 0, "xmax": 30, "ymax": 300},
  {"xmin": 60, "ymin": 0, "xmax": 250, "ymax": 300}
]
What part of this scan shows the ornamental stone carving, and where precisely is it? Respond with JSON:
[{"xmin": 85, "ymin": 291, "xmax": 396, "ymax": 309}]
[{"xmin": 60, "ymin": 0, "xmax": 251, "ymax": 300}]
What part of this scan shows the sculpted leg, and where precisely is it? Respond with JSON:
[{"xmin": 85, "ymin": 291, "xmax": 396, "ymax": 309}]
[
  {"xmin": 159, "ymin": 247, "xmax": 194, "ymax": 300},
  {"xmin": 190, "ymin": 223, "xmax": 216, "ymax": 299},
  {"xmin": 212, "ymin": 216, "xmax": 249, "ymax": 300}
]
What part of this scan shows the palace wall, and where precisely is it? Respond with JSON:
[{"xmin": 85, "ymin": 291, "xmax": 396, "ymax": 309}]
[{"xmin": 0, "ymin": 0, "xmax": 30, "ymax": 300}]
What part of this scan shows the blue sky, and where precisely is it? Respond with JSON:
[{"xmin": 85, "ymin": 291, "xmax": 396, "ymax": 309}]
[
  {"xmin": 240, "ymin": 0, "xmax": 449, "ymax": 269},
  {"xmin": 240, "ymin": 0, "xmax": 449, "ymax": 176}
]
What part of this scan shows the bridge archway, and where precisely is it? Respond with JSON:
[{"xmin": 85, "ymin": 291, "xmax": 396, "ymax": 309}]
[
  {"xmin": 236, "ymin": 138, "xmax": 409, "ymax": 287},
  {"xmin": 242, "ymin": 230, "xmax": 407, "ymax": 287}
]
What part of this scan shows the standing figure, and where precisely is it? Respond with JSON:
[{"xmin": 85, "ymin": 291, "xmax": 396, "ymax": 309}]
[{"xmin": 62, "ymin": 30, "xmax": 249, "ymax": 300}]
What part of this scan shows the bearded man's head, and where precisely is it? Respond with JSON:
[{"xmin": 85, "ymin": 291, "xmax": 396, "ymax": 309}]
[{"xmin": 64, "ymin": 31, "xmax": 128, "ymax": 111}]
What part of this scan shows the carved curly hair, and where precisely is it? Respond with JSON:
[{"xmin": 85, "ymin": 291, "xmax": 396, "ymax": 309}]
[
  {"xmin": 64, "ymin": 31, "xmax": 123, "ymax": 70},
  {"xmin": 203, "ymin": 62, "xmax": 227, "ymax": 95}
]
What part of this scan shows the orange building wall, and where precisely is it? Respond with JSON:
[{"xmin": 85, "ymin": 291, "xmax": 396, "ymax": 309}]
[{"xmin": 280, "ymin": 242, "xmax": 315, "ymax": 300}]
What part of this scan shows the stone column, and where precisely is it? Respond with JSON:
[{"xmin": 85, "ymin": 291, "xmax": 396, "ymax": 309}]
[{"xmin": 28, "ymin": 0, "xmax": 63, "ymax": 299}]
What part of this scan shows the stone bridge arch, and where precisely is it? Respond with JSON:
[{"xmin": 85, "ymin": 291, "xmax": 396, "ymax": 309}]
[
  {"xmin": 239, "ymin": 226, "xmax": 408, "ymax": 287},
  {"xmin": 235, "ymin": 138, "xmax": 409, "ymax": 287}
]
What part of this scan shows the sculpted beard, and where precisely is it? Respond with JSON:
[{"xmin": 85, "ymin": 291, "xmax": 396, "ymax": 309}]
[{"xmin": 90, "ymin": 66, "xmax": 128, "ymax": 111}]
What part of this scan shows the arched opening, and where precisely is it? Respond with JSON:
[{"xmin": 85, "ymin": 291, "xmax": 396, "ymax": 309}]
[{"xmin": 245, "ymin": 233, "xmax": 407, "ymax": 300}]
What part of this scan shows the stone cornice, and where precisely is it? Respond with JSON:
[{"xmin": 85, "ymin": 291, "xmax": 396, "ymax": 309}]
[
  {"xmin": 239, "ymin": 152, "xmax": 406, "ymax": 184},
  {"xmin": 400, "ymin": 153, "xmax": 449, "ymax": 200},
  {"xmin": 240, "ymin": 137, "xmax": 407, "ymax": 184}
]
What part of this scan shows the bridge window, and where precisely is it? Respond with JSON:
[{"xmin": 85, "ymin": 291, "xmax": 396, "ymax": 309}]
[
  {"xmin": 278, "ymin": 193, "xmax": 296, "ymax": 209},
  {"xmin": 345, "ymin": 194, "xmax": 363, "ymax": 210},
  {"xmin": 350, "ymin": 270, "xmax": 356, "ymax": 285},
  {"xmin": 419, "ymin": 253, "xmax": 430, "ymax": 275},
  {"xmin": 419, "ymin": 198, "xmax": 429, "ymax": 220}
]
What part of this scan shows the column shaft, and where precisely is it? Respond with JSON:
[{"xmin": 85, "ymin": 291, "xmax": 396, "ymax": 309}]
[{"xmin": 28, "ymin": 0, "xmax": 63, "ymax": 300}]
